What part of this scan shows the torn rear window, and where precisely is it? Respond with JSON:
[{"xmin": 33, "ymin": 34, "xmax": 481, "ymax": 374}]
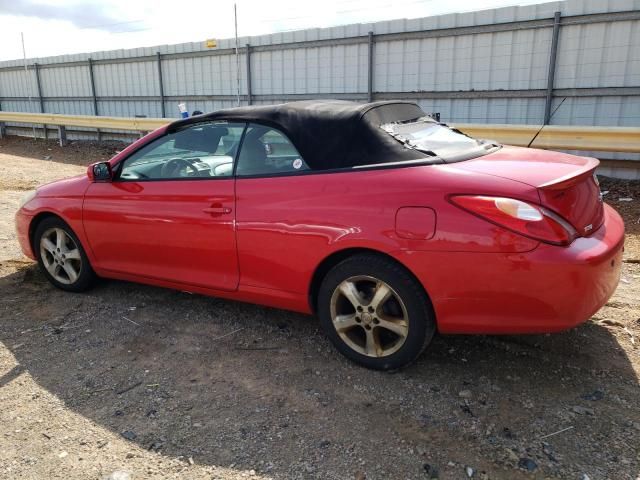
[{"xmin": 381, "ymin": 117, "xmax": 501, "ymax": 163}]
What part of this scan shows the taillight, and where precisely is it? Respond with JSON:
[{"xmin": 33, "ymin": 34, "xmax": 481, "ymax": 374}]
[{"xmin": 450, "ymin": 195, "xmax": 577, "ymax": 246}]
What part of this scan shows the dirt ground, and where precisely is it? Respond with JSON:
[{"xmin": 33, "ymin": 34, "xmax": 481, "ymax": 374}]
[{"xmin": 0, "ymin": 136, "xmax": 638, "ymax": 480}]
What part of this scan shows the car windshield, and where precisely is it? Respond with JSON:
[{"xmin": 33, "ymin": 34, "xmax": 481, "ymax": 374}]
[{"xmin": 381, "ymin": 117, "xmax": 500, "ymax": 163}]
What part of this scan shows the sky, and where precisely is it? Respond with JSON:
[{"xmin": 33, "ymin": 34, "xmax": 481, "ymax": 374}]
[{"xmin": 0, "ymin": 0, "xmax": 557, "ymax": 61}]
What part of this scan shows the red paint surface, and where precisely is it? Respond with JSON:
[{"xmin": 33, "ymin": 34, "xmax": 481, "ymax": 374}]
[{"xmin": 15, "ymin": 130, "xmax": 624, "ymax": 334}]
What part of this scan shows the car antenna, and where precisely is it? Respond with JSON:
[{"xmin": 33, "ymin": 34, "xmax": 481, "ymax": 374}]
[{"xmin": 527, "ymin": 97, "xmax": 567, "ymax": 148}]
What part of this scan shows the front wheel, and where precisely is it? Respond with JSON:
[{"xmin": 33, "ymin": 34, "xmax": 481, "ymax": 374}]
[
  {"xmin": 34, "ymin": 217, "xmax": 96, "ymax": 292},
  {"xmin": 318, "ymin": 254, "xmax": 435, "ymax": 370}
]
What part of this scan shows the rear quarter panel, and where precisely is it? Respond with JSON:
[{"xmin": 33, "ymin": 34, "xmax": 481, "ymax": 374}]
[{"xmin": 235, "ymin": 164, "xmax": 541, "ymax": 296}]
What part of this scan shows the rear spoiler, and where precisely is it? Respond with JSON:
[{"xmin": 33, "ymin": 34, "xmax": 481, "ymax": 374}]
[{"xmin": 538, "ymin": 157, "xmax": 599, "ymax": 190}]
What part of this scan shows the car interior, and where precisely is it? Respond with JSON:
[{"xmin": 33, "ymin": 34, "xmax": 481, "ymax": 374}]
[{"xmin": 118, "ymin": 122, "xmax": 309, "ymax": 180}]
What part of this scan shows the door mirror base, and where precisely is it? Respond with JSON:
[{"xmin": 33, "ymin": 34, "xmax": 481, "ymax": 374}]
[{"xmin": 88, "ymin": 162, "xmax": 113, "ymax": 182}]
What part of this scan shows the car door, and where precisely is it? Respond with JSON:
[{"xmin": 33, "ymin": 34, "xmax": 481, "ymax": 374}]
[
  {"xmin": 83, "ymin": 121, "xmax": 245, "ymax": 291},
  {"xmin": 235, "ymin": 123, "xmax": 328, "ymax": 294}
]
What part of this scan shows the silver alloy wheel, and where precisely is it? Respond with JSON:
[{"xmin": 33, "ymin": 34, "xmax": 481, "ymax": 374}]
[
  {"xmin": 39, "ymin": 227, "xmax": 82, "ymax": 285},
  {"xmin": 329, "ymin": 275, "xmax": 409, "ymax": 358}
]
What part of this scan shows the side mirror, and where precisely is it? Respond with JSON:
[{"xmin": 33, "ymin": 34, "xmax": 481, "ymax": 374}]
[{"xmin": 88, "ymin": 162, "xmax": 113, "ymax": 182}]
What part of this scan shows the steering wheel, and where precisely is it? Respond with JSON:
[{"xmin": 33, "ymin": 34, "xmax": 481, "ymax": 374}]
[{"xmin": 160, "ymin": 158, "xmax": 199, "ymax": 178}]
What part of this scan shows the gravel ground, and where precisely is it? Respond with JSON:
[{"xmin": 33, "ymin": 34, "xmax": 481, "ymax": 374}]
[{"xmin": 0, "ymin": 137, "xmax": 639, "ymax": 480}]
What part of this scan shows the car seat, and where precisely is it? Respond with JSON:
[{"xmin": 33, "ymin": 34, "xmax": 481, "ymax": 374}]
[{"xmin": 237, "ymin": 130, "xmax": 268, "ymax": 175}]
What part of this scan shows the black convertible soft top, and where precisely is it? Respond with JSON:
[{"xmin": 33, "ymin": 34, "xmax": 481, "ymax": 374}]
[{"xmin": 169, "ymin": 100, "xmax": 437, "ymax": 171}]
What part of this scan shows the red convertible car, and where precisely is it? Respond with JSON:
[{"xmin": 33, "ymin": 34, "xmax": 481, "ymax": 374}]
[{"xmin": 15, "ymin": 101, "xmax": 624, "ymax": 370}]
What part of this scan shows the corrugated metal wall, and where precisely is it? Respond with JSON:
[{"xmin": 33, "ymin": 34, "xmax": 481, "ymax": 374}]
[{"xmin": 0, "ymin": 0, "xmax": 638, "ymax": 163}]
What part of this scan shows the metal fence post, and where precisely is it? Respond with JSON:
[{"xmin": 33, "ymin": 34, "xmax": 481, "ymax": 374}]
[
  {"xmin": 34, "ymin": 62, "xmax": 47, "ymax": 139},
  {"xmin": 246, "ymin": 44, "xmax": 252, "ymax": 105},
  {"xmin": 57, "ymin": 125, "xmax": 67, "ymax": 146},
  {"xmin": 543, "ymin": 11, "xmax": 562, "ymax": 125},
  {"xmin": 34, "ymin": 63, "xmax": 45, "ymax": 114},
  {"xmin": 88, "ymin": 58, "xmax": 101, "ymax": 141},
  {"xmin": 157, "ymin": 52, "xmax": 166, "ymax": 118},
  {"xmin": 367, "ymin": 31, "xmax": 374, "ymax": 103},
  {"xmin": 88, "ymin": 58, "xmax": 99, "ymax": 115}
]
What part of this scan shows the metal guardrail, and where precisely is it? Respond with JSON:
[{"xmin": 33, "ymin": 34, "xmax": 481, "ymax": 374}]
[
  {"xmin": 0, "ymin": 112, "xmax": 167, "ymax": 132},
  {"xmin": 453, "ymin": 124, "xmax": 640, "ymax": 153},
  {"xmin": 0, "ymin": 112, "xmax": 639, "ymax": 154}
]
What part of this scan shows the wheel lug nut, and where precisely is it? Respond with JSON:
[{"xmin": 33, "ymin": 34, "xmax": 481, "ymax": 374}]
[
  {"xmin": 368, "ymin": 306, "xmax": 374, "ymax": 313},
  {"xmin": 355, "ymin": 317, "xmax": 361, "ymax": 323},
  {"xmin": 356, "ymin": 306, "xmax": 363, "ymax": 312}
]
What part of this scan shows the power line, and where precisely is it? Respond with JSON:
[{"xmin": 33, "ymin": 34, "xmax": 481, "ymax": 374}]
[
  {"xmin": 75, "ymin": 19, "xmax": 146, "ymax": 31},
  {"xmin": 111, "ymin": 27, "xmax": 151, "ymax": 35},
  {"xmin": 258, "ymin": 0, "xmax": 440, "ymax": 25}
]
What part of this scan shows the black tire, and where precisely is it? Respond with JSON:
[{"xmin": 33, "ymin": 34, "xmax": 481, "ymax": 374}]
[
  {"xmin": 33, "ymin": 216, "xmax": 96, "ymax": 292},
  {"xmin": 318, "ymin": 253, "xmax": 436, "ymax": 370}
]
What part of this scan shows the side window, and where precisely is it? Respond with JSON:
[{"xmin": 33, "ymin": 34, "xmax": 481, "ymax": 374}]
[
  {"xmin": 236, "ymin": 124, "xmax": 309, "ymax": 176},
  {"xmin": 118, "ymin": 122, "xmax": 245, "ymax": 180}
]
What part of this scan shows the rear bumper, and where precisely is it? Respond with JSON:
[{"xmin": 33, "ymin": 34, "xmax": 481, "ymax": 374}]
[
  {"xmin": 15, "ymin": 208, "xmax": 36, "ymax": 260},
  {"xmin": 395, "ymin": 203, "xmax": 625, "ymax": 334}
]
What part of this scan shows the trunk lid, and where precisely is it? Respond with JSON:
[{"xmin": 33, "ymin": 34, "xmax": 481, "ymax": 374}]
[{"xmin": 450, "ymin": 146, "xmax": 604, "ymax": 237}]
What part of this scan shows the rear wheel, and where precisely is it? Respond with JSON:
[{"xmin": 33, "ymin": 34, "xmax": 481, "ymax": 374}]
[
  {"xmin": 318, "ymin": 254, "xmax": 435, "ymax": 370},
  {"xmin": 34, "ymin": 217, "xmax": 96, "ymax": 292}
]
